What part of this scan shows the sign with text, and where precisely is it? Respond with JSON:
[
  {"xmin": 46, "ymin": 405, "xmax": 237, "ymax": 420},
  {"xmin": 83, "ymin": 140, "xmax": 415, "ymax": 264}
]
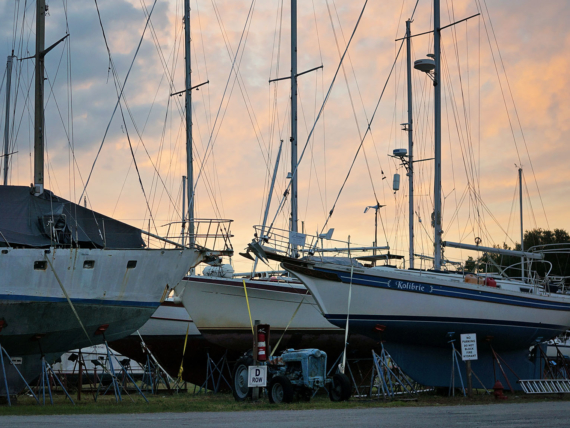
[
  {"xmin": 248, "ymin": 365, "xmax": 267, "ymax": 387},
  {"xmin": 460, "ymin": 333, "xmax": 478, "ymax": 361},
  {"xmin": 289, "ymin": 231, "xmax": 307, "ymax": 247}
]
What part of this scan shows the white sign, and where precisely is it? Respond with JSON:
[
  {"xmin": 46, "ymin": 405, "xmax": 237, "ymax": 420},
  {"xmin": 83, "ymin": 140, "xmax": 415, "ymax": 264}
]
[
  {"xmin": 460, "ymin": 333, "xmax": 478, "ymax": 361},
  {"xmin": 248, "ymin": 365, "xmax": 267, "ymax": 387},
  {"xmin": 10, "ymin": 357, "xmax": 22, "ymax": 365},
  {"xmin": 289, "ymin": 231, "xmax": 307, "ymax": 247}
]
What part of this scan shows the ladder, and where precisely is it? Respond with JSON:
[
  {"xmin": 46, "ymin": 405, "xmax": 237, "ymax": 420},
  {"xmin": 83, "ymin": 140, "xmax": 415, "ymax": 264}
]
[{"xmin": 519, "ymin": 379, "xmax": 570, "ymax": 394}]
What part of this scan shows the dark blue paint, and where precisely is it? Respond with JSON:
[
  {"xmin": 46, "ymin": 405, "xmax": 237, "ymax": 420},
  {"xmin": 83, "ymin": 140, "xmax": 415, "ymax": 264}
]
[{"xmin": 0, "ymin": 293, "xmax": 160, "ymax": 308}]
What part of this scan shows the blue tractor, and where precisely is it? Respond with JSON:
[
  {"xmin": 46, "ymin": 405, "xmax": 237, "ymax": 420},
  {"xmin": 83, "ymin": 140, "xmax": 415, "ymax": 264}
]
[{"xmin": 232, "ymin": 348, "xmax": 351, "ymax": 403}]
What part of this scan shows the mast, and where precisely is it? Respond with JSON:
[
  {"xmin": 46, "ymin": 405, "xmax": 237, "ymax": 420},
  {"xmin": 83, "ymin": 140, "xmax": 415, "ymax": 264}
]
[
  {"xmin": 290, "ymin": 0, "xmax": 299, "ymax": 256},
  {"xmin": 3, "ymin": 53, "xmax": 14, "ymax": 185},
  {"xmin": 34, "ymin": 0, "xmax": 46, "ymax": 196},
  {"xmin": 181, "ymin": 175, "xmax": 187, "ymax": 247},
  {"xmin": 405, "ymin": 20, "xmax": 414, "ymax": 269},
  {"xmin": 184, "ymin": 0, "xmax": 195, "ymax": 247},
  {"xmin": 519, "ymin": 167, "xmax": 524, "ymax": 282},
  {"xmin": 433, "ymin": 0, "xmax": 443, "ymax": 269}
]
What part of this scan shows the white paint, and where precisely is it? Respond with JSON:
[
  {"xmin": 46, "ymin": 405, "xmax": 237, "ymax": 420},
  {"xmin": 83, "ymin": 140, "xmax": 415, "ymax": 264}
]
[
  {"xmin": 460, "ymin": 333, "xmax": 478, "ymax": 361},
  {"xmin": 248, "ymin": 365, "xmax": 267, "ymax": 387}
]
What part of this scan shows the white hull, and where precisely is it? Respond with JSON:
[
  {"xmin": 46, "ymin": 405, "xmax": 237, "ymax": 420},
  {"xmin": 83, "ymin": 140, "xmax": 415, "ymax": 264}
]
[
  {"xmin": 177, "ymin": 276, "xmax": 337, "ymax": 332},
  {"xmin": 174, "ymin": 275, "xmax": 383, "ymax": 358},
  {"xmin": 0, "ymin": 246, "xmax": 202, "ymax": 355},
  {"xmin": 137, "ymin": 300, "xmax": 201, "ymax": 337},
  {"xmin": 285, "ymin": 262, "xmax": 570, "ymax": 350}
]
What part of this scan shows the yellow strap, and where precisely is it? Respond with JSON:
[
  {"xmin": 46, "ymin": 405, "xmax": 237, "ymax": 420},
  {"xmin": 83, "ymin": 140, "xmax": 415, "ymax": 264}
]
[
  {"xmin": 271, "ymin": 295, "xmax": 305, "ymax": 357},
  {"xmin": 243, "ymin": 279, "xmax": 254, "ymax": 334},
  {"xmin": 177, "ymin": 324, "xmax": 190, "ymax": 381}
]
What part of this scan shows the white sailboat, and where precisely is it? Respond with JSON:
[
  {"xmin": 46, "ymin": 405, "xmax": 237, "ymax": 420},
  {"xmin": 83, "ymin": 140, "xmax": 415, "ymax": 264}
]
[
  {"xmin": 174, "ymin": 0, "xmax": 381, "ymax": 361},
  {"xmin": 0, "ymin": 1, "xmax": 230, "ymax": 363},
  {"xmin": 251, "ymin": 0, "xmax": 570, "ymax": 390}
]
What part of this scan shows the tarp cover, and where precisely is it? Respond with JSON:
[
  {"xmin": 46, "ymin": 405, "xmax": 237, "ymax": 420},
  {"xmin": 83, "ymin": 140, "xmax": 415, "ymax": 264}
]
[{"xmin": 0, "ymin": 186, "xmax": 145, "ymax": 249}]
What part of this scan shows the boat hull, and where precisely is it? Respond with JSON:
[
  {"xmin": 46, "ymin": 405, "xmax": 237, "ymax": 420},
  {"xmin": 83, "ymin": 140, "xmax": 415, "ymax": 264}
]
[
  {"xmin": 176, "ymin": 276, "xmax": 382, "ymax": 360},
  {"xmin": 0, "ymin": 247, "xmax": 202, "ymax": 356},
  {"xmin": 284, "ymin": 262, "xmax": 570, "ymax": 389}
]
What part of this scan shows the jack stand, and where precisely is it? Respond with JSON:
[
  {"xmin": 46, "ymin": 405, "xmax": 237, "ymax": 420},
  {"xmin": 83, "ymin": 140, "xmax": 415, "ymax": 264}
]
[
  {"xmin": 0, "ymin": 343, "xmax": 39, "ymax": 406},
  {"xmin": 197, "ymin": 350, "xmax": 231, "ymax": 394},
  {"xmin": 490, "ymin": 345, "xmax": 518, "ymax": 392},
  {"xmin": 141, "ymin": 353, "xmax": 171, "ymax": 394},
  {"xmin": 68, "ymin": 350, "xmax": 96, "ymax": 401},
  {"xmin": 369, "ymin": 345, "xmax": 417, "ymax": 400},
  {"xmin": 137, "ymin": 332, "xmax": 177, "ymax": 394},
  {"xmin": 93, "ymin": 328, "xmax": 148, "ymax": 403},
  {"xmin": 327, "ymin": 352, "xmax": 361, "ymax": 397},
  {"xmin": 32, "ymin": 337, "xmax": 74, "ymax": 406},
  {"xmin": 448, "ymin": 337, "xmax": 466, "ymax": 397}
]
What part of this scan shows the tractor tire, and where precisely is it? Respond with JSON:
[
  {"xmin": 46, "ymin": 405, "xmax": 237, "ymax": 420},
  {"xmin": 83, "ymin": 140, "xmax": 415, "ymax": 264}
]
[
  {"xmin": 329, "ymin": 373, "xmax": 351, "ymax": 402},
  {"xmin": 268, "ymin": 375, "xmax": 294, "ymax": 404},
  {"xmin": 232, "ymin": 355, "xmax": 253, "ymax": 401}
]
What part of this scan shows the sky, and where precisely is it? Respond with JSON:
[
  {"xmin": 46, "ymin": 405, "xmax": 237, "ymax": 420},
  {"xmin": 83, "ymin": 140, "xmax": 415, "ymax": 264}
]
[{"xmin": 1, "ymin": 0, "xmax": 569, "ymax": 273}]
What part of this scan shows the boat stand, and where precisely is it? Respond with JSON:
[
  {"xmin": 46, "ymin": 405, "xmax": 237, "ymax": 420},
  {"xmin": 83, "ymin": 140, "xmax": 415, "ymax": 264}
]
[
  {"xmin": 489, "ymin": 345, "xmax": 518, "ymax": 392},
  {"xmin": 137, "ymin": 333, "xmax": 179, "ymax": 394},
  {"xmin": 448, "ymin": 338, "xmax": 466, "ymax": 397},
  {"xmin": 0, "ymin": 343, "xmax": 39, "ymax": 406},
  {"xmin": 36, "ymin": 355, "xmax": 75, "ymax": 405},
  {"xmin": 369, "ymin": 345, "xmax": 417, "ymax": 400},
  {"xmin": 29, "ymin": 336, "xmax": 75, "ymax": 406},
  {"xmin": 141, "ymin": 352, "xmax": 172, "ymax": 394},
  {"xmin": 94, "ymin": 335, "xmax": 148, "ymax": 403},
  {"xmin": 197, "ymin": 350, "xmax": 232, "ymax": 394},
  {"xmin": 67, "ymin": 350, "xmax": 96, "ymax": 401},
  {"xmin": 327, "ymin": 352, "xmax": 363, "ymax": 397}
]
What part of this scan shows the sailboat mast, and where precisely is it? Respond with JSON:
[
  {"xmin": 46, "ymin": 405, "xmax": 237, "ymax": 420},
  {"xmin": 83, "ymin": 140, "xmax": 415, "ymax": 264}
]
[
  {"xmin": 34, "ymin": 0, "xmax": 46, "ymax": 196},
  {"xmin": 433, "ymin": 0, "xmax": 443, "ymax": 270},
  {"xmin": 3, "ymin": 54, "xmax": 14, "ymax": 186},
  {"xmin": 290, "ymin": 0, "xmax": 299, "ymax": 255},
  {"xmin": 405, "ymin": 20, "xmax": 414, "ymax": 269},
  {"xmin": 184, "ymin": 0, "xmax": 195, "ymax": 247},
  {"xmin": 519, "ymin": 167, "xmax": 524, "ymax": 282}
]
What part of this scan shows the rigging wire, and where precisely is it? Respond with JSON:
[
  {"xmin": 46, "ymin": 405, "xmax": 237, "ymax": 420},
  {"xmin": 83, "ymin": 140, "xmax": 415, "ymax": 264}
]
[
  {"xmin": 266, "ymin": 0, "xmax": 370, "ymax": 234},
  {"xmin": 188, "ymin": 0, "xmax": 257, "ymax": 209},
  {"xmin": 479, "ymin": 0, "xmax": 550, "ymax": 230},
  {"xmin": 314, "ymin": 23, "xmax": 405, "ymax": 243},
  {"xmin": 81, "ymin": 0, "xmax": 158, "ymax": 203},
  {"xmin": 327, "ymin": 0, "xmax": 380, "ymax": 208}
]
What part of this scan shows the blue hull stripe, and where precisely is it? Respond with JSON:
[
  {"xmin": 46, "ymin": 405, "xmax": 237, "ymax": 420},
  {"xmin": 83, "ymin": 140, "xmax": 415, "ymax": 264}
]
[
  {"xmin": 314, "ymin": 267, "xmax": 570, "ymax": 311},
  {"xmin": 325, "ymin": 314, "xmax": 567, "ymax": 330},
  {"xmin": 0, "ymin": 293, "xmax": 160, "ymax": 308}
]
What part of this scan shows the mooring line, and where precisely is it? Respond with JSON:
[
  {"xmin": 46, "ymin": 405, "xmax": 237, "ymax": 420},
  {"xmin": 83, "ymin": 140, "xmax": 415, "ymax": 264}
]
[
  {"xmin": 45, "ymin": 252, "xmax": 93, "ymax": 346},
  {"xmin": 242, "ymin": 279, "xmax": 254, "ymax": 334},
  {"xmin": 177, "ymin": 324, "xmax": 190, "ymax": 382},
  {"xmin": 270, "ymin": 295, "xmax": 306, "ymax": 357}
]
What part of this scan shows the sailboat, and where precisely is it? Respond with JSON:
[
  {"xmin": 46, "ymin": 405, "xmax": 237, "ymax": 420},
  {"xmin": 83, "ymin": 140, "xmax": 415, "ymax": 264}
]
[
  {"xmin": 0, "ymin": 1, "xmax": 230, "ymax": 361},
  {"xmin": 174, "ymin": 0, "xmax": 381, "ymax": 364},
  {"xmin": 251, "ymin": 0, "xmax": 570, "ymax": 390}
]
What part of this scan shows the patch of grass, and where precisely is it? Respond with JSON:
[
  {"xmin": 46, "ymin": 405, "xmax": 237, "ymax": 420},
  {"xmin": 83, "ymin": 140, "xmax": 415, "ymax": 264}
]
[{"xmin": 1, "ymin": 390, "xmax": 569, "ymax": 416}]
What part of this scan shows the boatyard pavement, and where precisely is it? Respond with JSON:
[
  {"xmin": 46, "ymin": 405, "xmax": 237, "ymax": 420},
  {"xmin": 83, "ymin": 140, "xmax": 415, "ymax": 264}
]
[{"xmin": 2, "ymin": 401, "xmax": 570, "ymax": 427}]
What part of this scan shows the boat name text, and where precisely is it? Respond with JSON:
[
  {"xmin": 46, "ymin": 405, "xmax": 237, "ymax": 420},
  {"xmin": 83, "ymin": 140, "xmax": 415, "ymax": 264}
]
[{"xmin": 396, "ymin": 281, "xmax": 426, "ymax": 292}]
